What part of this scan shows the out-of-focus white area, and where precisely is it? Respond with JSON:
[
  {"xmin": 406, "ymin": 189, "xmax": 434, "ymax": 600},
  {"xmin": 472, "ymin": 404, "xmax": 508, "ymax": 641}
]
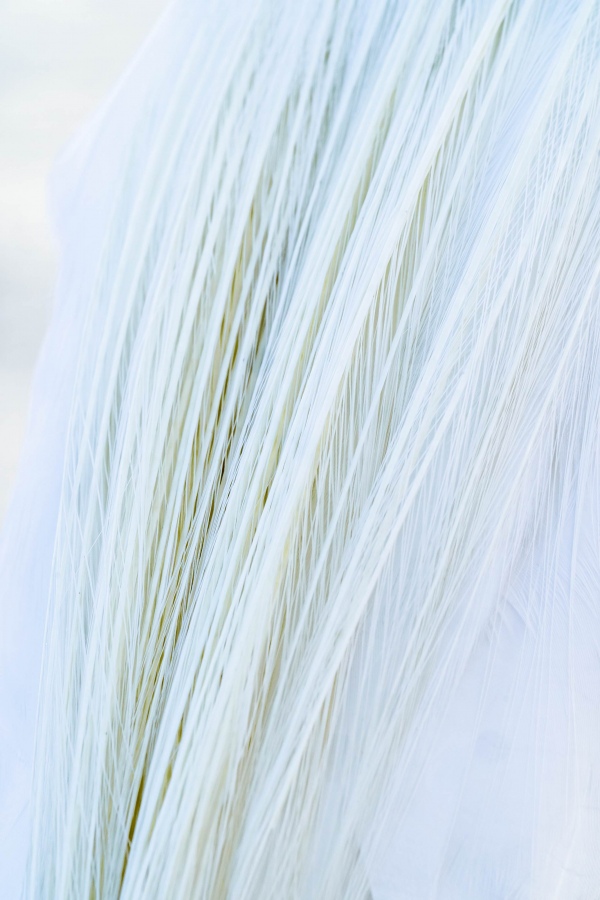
[{"xmin": 0, "ymin": 0, "xmax": 168, "ymax": 522}]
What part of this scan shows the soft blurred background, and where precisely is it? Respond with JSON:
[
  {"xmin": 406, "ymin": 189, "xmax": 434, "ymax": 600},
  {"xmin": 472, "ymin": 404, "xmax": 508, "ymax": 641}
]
[{"xmin": 0, "ymin": 0, "xmax": 167, "ymax": 522}]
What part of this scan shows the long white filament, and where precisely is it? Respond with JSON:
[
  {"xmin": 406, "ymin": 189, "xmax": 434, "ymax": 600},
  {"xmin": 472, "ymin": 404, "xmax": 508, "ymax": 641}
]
[{"xmin": 20, "ymin": 0, "xmax": 600, "ymax": 896}]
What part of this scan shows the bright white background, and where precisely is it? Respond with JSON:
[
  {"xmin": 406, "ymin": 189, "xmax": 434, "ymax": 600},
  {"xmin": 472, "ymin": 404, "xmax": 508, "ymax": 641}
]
[{"xmin": 0, "ymin": 0, "xmax": 167, "ymax": 521}]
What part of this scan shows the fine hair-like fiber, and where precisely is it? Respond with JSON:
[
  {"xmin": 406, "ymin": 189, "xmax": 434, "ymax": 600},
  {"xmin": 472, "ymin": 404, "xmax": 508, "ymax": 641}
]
[{"xmin": 18, "ymin": 0, "xmax": 600, "ymax": 896}]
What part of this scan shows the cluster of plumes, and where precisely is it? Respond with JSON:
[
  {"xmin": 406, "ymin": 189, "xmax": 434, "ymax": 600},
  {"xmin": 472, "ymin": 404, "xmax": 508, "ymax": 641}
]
[{"xmin": 27, "ymin": 0, "xmax": 600, "ymax": 897}]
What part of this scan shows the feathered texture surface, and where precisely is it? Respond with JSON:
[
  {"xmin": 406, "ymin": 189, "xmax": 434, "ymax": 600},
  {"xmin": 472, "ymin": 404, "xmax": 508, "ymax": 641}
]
[{"xmin": 2, "ymin": 0, "xmax": 600, "ymax": 896}]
